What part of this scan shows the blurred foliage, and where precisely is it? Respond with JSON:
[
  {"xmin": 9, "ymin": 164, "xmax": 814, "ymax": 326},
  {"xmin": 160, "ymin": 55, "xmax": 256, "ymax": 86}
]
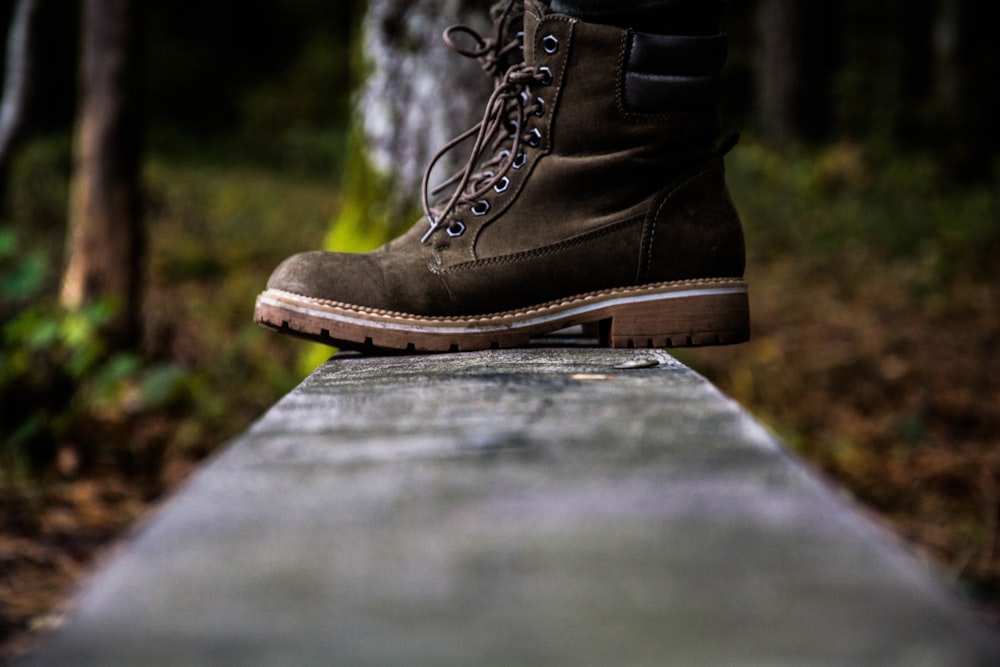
[
  {"xmin": 1, "ymin": 135, "xmax": 336, "ymax": 490},
  {"xmin": 729, "ymin": 138, "xmax": 1000, "ymax": 271},
  {"xmin": 1, "ymin": 226, "xmax": 190, "ymax": 479},
  {"xmin": 141, "ymin": 0, "xmax": 360, "ymax": 173},
  {"xmin": 141, "ymin": 154, "xmax": 338, "ymax": 383},
  {"xmin": 6, "ymin": 135, "xmax": 72, "ymax": 239}
]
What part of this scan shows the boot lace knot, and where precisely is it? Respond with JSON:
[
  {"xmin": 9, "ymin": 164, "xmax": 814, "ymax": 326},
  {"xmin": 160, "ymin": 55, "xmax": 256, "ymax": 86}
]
[{"xmin": 442, "ymin": 12, "xmax": 522, "ymax": 84}]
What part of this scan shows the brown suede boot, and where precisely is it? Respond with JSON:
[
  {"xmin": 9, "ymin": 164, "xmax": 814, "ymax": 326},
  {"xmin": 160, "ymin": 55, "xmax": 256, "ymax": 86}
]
[{"xmin": 255, "ymin": 0, "xmax": 749, "ymax": 353}]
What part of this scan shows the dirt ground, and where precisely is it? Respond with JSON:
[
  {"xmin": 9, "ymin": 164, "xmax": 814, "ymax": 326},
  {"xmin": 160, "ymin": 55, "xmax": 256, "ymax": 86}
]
[{"xmin": 1, "ymin": 475, "xmax": 159, "ymax": 662}]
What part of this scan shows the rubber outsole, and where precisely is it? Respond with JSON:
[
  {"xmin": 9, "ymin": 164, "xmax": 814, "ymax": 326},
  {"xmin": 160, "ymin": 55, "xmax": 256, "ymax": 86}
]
[{"xmin": 254, "ymin": 278, "xmax": 750, "ymax": 353}]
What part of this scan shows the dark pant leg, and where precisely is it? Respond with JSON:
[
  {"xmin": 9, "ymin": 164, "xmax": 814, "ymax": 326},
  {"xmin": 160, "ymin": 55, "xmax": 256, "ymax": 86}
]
[{"xmin": 546, "ymin": 0, "xmax": 725, "ymax": 34}]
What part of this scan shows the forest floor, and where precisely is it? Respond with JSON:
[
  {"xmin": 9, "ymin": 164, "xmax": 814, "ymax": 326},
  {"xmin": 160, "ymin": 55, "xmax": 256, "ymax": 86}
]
[{"xmin": 2, "ymin": 143, "xmax": 999, "ymax": 662}]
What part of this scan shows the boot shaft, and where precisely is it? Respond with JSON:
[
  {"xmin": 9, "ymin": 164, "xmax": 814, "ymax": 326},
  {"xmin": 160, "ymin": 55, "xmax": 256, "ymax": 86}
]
[
  {"xmin": 465, "ymin": 1, "xmax": 737, "ymax": 264},
  {"xmin": 524, "ymin": 0, "xmax": 724, "ymax": 161}
]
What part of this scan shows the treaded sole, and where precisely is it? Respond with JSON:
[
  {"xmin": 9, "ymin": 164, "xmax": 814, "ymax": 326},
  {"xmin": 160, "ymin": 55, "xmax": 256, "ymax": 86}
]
[{"xmin": 254, "ymin": 278, "xmax": 750, "ymax": 353}]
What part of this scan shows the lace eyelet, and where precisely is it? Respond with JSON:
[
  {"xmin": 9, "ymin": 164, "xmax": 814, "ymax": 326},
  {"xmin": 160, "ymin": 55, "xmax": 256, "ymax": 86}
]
[
  {"xmin": 513, "ymin": 152, "xmax": 527, "ymax": 169},
  {"xmin": 447, "ymin": 221, "xmax": 466, "ymax": 237},
  {"xmin": 534, "ymin": 96, "xmax": 545, "ymax": 117},
  {"xmin": 494, "ymin": 176, "xmax": 511, "ymax": 194},
  {"xmin": 542, "ymin": 34, "xmax": 559, "ymax": 55},
  {"xmin": 527, "ymin": 128, "xmax": 542, "ymax": 148},
  {"xmin": 537, "ymin": 66, "xmax": 553, "ymax": 86},
  {"xmin": 507, "ymin": 119, "xmax": 518, "ymax": 139},
  {"xmin": 471, "ymin": 200, "xmax": 491, "ymax": 216}
]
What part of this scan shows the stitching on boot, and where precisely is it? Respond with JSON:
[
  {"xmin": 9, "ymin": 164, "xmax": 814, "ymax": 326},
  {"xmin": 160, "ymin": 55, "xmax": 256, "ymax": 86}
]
[
  {"xmin": 470, "ymin": 16, "xmax": 575, "ymax": 259},
  {"xmin": 467, "ymin": 153, "xmax": 542, "ymax": 260},
  {"xmin": 435, "ymin": 215, "xmax": 644, "ymax": 275},
  {"xmin": 614, "ymin": 29, "xmax": 631, "ymax": 119},
  {"xmin": 266, "ymin": 276, "xmax": 744, "ymax": 322},
  {"xmin": 642, "ymin": 163, "xmax": 719, "ymax": 282},
  {"xmin": 530, "ymin": 15, "xmax": 573, "ymax": 157},
  {"xmin": 617, "ymin": 29, "xmax": 682, "ymax": 121},
  {"xmin": 617, "ymin": 29, "xmax": 701, "ymax": 123},
  {"xmin": 637, "ymin": 200, "xmax": 655, "ymax": 283},
  {"xmin": 622, "ymin": 33, "xmax": 725, "ymax": 116}
]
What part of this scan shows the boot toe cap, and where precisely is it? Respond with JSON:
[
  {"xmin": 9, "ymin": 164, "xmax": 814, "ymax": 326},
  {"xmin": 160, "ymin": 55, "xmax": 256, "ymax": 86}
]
[
  {"xmin": 266, "ymin": 251, "xmax": 331, "ymax": 296},
  {"xmin": 266, "ymin": 250, "xmax": 396, "ymax": 309}
]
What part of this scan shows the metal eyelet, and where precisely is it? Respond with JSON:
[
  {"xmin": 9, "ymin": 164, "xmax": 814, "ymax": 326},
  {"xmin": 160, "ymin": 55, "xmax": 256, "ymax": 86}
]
[
  {"xmin": 471, "ymin": 200, "xmax": 491, "ymax": 216},
  {"xmin": 494, "ymin": 176, "xmax": 511, "ymax": 194},
  {"xmin": 507, "ymin": 119, "xmax": 518, "ymax": 139},
  {"xmin": 527, "ymin": 128, "xmax": 542, "ymax": 148},
  {"xmin": 447, "ymin": 220, "xmax": 466, "ymax": 237},
  {"xmin": 512, "ymin": 152, "xmax": 527, "ymax": 169},
  {"xmin": 542, "ymin": 34, "xmax": 559, "ymax": 55},
  {"xmin": 534, "ymin": 96, "xmax": 545, "ymax": 117},
  {"xmin": 517, "ymin": 31, "xmax": 524, "ymax": 49},
  {"xmin": 537, "ymin": 66, "xmax": 553, "ymax": 86}
]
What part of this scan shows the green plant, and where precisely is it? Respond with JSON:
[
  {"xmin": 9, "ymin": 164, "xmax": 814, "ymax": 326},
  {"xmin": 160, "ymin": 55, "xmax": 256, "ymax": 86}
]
[
  {"xmin": 1, "ymin": 226, "xmax": 190, "ymax": 478},
  {"xmin": 727, "ymin": 139, "xmax": 1000, "ymax": 276}
]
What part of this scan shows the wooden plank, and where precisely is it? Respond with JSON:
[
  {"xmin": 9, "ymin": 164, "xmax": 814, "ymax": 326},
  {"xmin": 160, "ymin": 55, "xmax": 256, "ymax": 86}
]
[{"xmin": 24, "ymin": 349, "xmax": 1000, "ymax": 666}]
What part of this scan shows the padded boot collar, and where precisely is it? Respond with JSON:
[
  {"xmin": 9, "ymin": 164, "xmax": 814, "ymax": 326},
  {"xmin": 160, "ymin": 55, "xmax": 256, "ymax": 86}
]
[{"xmin": 624, "ymin": 32, "xmax": 728, "ymax": 113}]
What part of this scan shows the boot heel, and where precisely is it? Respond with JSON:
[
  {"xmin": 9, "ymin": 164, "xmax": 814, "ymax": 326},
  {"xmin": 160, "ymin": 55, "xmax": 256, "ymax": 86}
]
[{"xmin": 606, "ymin": 284, "xmax": 750, "ymax": 348}]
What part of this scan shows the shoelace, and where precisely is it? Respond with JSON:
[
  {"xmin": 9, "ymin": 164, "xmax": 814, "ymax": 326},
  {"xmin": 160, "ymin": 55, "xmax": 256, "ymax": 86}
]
[
  {"xmin": 420, "ymin": 2, "xmax": 550, "ymax": 243},
  {"xmin": 442, "ymin": 1, "xmax": 523, "ymax": 86},
  {"xmin": 420, "ymin": 63, "xmax": 548, "ymax": 243}
]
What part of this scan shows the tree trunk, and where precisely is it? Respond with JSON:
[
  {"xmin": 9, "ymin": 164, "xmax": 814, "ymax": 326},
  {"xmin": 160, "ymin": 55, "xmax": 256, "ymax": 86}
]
[
  {"xmin": 61, "ymin": 0, "xmax": 142, "ymax": 347},
  {"xmin": 0, "ymin": 0, "xmax": 40, "ymax": 174},
  {"xmin": 755, "ymin": 0, "xmax": 798, "ymax": 146},
  {"xmin": 360, "ymin": 0, "xmax": 491, "ymax": 198},
  {"xmin": 930, "ymin": 0, "xmax": 960, "ymax": 125},
  {"xmin": 325, "ymin": 0, "xmax": 491, "ymax": 252}
]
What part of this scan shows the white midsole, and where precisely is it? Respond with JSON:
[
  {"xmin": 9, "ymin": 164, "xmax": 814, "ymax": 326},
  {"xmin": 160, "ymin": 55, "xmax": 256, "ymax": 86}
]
[{"xmin": 258, "ymin": 284, "xmax": 747, "ymax": 336}]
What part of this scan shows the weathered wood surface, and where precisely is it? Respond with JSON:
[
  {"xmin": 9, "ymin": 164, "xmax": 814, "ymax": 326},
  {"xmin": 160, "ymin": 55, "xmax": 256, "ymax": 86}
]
[{"xmin": 24, "ymin": 348, "xmax": 1000, "ymax": 666}]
